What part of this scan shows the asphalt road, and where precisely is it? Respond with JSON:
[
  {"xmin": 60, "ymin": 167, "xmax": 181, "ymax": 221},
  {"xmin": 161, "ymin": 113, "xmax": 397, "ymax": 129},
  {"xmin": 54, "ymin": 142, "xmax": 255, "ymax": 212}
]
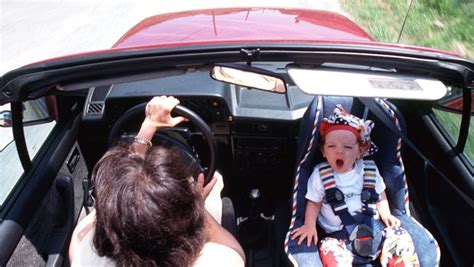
[{"xmin": 0, "ymin": 1, "xmax": 343, "ymax": 205}]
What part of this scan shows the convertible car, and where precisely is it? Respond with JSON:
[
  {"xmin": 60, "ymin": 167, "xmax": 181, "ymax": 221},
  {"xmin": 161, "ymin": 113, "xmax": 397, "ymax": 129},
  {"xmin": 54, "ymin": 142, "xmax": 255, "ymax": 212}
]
[{"xmin": 0, "ymin": 7, "xmax": 472, "ymax": 267}]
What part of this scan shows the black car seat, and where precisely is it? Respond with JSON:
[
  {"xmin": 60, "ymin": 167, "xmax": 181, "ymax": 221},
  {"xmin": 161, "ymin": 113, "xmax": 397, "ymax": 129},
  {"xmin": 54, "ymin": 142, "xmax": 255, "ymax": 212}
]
[{"xmin": 284, "ymin": 96, "xmax": 440, "ymax": 266}]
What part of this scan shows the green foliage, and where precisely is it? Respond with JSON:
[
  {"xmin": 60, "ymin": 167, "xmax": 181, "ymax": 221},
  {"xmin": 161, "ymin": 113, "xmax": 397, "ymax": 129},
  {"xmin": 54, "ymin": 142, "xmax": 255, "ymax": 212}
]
[{"xmin": 340, "ymin": 0, "xmax": 473, "ymax": 59}]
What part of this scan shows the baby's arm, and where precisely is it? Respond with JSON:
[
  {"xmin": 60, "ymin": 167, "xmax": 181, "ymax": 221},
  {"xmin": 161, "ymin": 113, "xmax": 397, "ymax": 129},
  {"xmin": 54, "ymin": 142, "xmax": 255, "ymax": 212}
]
[
  {"xmin": 291, "ymin": 200, "xmax": 322, "ymax": 246},
  {"xmin": 376, "ymin": 191, "xmax": 401, "ymax": 227}
]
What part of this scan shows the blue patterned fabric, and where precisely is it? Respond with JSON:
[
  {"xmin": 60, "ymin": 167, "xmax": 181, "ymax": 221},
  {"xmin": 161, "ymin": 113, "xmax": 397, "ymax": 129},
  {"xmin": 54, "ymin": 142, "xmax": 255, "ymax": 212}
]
[{"xmin": 397, "ymin": 215, "xmax": 439, "ymax": 266}]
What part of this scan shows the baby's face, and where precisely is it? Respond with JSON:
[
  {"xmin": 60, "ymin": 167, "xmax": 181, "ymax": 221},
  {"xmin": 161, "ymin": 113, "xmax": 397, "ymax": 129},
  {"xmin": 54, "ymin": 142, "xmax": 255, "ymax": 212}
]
[{"xmin": 322, "ymin": 129, "xmax": 364, "ymax": 173}]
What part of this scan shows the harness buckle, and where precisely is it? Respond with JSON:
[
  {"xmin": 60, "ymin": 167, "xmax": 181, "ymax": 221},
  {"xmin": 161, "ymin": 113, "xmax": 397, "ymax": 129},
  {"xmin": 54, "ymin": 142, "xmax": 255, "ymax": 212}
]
[
  {"xmin": 325, "ymin": 188, "xmax": 344, "ymax": 203},
  {"xmin": 325, "ymin": 188, "xmax": 346, "ymax": 214},
  {"xmin": 349, "ymin": 224, "xmax": 374, "ymax": 258},
  {"xmin": 361, "ymin": 188, "xmax": 378, "ymax": 203}
]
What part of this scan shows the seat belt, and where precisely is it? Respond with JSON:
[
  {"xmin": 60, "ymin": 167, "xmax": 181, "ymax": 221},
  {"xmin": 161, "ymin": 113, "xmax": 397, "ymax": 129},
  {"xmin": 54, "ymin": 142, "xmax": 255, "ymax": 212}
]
[{"xmin": 358, "ymin": 97, "xmax": 474, "ymax": 209}]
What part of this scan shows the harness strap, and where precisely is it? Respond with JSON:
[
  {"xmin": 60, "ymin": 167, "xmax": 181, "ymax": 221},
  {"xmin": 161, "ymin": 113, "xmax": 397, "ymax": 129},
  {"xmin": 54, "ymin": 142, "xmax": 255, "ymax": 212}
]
[
  {"xmin": 319, "ymin": 160, "xmax": 379, "ymax": 236},
  {"xmin": 319, "ymin": 162, "xmax": 357, "ymax": 235},
  {"xmin": 319, "ymin": 160, "xmax": 380, "ymax": 259},
  {"xmin": 361, "ymin": 161, "xmax": 379, "ymax": 217}
]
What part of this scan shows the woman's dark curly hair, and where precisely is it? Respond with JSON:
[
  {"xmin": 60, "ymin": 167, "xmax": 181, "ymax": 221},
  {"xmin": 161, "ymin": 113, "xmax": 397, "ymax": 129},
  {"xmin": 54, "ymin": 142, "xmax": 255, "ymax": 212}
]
[{"xmin": 91, "ymin": 143, "xmax": 206, "ymax": 266}]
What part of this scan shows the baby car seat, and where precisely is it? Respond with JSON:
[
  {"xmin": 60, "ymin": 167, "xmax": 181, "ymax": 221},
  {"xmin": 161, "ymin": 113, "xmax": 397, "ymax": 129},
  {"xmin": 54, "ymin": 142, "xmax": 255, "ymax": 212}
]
[{"xmin": 284, "ymin": 96, "xmax": 440, "ymax": 266}]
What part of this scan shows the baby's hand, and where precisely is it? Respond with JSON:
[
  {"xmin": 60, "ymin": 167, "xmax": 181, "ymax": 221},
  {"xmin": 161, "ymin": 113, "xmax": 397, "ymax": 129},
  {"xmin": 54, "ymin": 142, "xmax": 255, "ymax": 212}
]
[
  {"xmin": 291, "ymin": 224, "xmax": 318, "ymax": 247},
  {"xmin": 381, "ymin": 214, "xmax": 401, "ymax": 228}
]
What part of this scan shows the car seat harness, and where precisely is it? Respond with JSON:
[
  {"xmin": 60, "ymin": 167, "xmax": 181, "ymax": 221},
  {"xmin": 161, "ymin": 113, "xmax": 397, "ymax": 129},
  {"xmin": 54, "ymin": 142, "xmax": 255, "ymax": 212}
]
[{"xmin": 319, "ymin": 160, "xmax": 379, "ymax": 260}]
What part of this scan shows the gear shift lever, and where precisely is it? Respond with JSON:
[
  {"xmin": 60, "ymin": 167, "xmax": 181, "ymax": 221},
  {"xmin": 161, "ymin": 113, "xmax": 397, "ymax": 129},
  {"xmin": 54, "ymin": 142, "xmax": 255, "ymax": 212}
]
[
  {"xmin": 249, "ymin": 188, "xmax": 260, "ymax": 218},
  {"xmin": 250, "ymin": 188, "xmax": 260, "ymax": 199}
]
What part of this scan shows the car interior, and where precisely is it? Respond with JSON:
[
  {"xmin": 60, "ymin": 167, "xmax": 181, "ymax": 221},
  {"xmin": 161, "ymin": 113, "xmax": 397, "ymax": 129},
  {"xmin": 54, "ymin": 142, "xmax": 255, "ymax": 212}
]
[{"xmin": 0, "ymin": 56, "xmax": 472, "ymax": 267}]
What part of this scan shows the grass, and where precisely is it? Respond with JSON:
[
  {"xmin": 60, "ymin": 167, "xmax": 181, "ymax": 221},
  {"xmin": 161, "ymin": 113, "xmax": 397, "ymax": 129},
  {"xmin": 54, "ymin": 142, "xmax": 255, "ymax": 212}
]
[{"xmin": 340, "ymin": 0, "xmax": 474, "ymax": 59}]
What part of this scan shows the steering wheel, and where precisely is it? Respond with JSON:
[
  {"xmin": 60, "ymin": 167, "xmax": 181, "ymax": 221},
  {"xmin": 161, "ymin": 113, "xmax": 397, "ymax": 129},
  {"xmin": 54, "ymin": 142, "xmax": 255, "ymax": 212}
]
[{"xmin": 108, "ymin": 102, "xmax": 217, "ymax": 185}]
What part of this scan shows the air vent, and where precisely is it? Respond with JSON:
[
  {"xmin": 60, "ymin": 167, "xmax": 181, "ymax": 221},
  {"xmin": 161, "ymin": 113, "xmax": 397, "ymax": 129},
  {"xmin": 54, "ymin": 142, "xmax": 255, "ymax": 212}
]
[
  {"xmin": 82, "ymin": 86, "xmax": 111, "ymax": 121},
  {"xmin": 87, "ymin": 102, "xmax": 104, "ymax": 114}
]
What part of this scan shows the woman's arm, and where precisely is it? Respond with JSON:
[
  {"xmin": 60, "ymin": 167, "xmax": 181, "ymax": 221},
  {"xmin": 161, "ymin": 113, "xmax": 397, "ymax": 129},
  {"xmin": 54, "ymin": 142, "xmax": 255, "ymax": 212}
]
[
  {"xmin": 132, "ymin": 96, "xmax": 186, "ymax": 153},
  {"xmin": 196, "ymin": 172, "xmax": 244, "ymax": 262},
  {"xmin": 204, "ymin": 211, "xmax": 246, "ymax": 261},
  {"xmin": 68, "ymin": 210, "xmax": 96, "ymax": 263}
]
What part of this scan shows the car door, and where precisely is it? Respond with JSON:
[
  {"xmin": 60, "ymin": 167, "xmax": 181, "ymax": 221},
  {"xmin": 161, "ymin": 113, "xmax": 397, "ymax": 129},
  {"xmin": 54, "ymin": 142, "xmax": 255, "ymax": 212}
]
[
  {"xmin": 0, "ymin": 97, "xmax": 87, "ymax": 266},
  {"xmin": 404, "ymin": 87, "xmax": 473, "ymax": 266}
]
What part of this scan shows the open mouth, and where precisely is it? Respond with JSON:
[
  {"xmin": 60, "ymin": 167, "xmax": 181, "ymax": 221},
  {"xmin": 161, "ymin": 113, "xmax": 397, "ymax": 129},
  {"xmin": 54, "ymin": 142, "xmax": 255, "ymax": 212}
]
[{"xmin": 336, "ymin": 159, "xmax": 344, "ymax": 167}]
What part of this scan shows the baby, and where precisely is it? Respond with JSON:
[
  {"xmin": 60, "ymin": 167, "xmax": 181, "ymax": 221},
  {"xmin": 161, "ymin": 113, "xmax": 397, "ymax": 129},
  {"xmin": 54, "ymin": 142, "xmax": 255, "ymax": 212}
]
[{"xmin": 291, "ymin": 105, "xmax": 418, "ymax": 266}]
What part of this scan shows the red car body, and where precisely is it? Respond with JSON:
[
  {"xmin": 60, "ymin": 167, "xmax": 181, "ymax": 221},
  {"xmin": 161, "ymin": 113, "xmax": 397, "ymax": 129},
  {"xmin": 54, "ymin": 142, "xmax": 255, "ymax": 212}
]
[
  {"xmin": 114, "ymin": 7, "xmax": 459, "ymax": 57},
  {"xmin": 114, "ymin": 8, "xmax": 374, "ymax": 47}
]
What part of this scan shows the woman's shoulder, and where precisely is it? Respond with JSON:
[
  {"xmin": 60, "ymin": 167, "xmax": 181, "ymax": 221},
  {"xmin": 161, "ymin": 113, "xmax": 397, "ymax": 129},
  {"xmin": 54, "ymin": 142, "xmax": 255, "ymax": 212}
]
[
  {"xmin": 193, "ymin": 242, "xmax": 244, "ymax": 267},
  {"xmin": 70, "ymin": 222, "xmax": 115, "ymax": 267}
]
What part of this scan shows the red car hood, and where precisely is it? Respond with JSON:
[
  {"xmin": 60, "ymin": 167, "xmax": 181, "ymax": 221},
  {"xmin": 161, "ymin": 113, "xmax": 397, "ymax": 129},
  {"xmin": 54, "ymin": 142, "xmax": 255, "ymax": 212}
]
[
  {"xmin": 112, "ymin": 7, "xmax": 459, "ymax": 57},
  {"xmin": 113, "ymin": 7, "xmax": 374, "ymax": 48}
]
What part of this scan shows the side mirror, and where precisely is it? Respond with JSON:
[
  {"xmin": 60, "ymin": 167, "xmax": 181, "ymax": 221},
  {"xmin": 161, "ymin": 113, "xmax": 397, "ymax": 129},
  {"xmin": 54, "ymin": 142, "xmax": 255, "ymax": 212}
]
[
  {"xmin": 436, "ymin": 88, "xmax": 473, "ymax": 114},
  {"xmin": 0, "ymin": 97, "xmax": 55, "ymax": 128},
  {"xmin": 0, "ymin": 110, "xmax": 12, "ymax": 127},
  {"xmin": 211, "ymin": 64, "xmax": 287, "ymax": 93}
]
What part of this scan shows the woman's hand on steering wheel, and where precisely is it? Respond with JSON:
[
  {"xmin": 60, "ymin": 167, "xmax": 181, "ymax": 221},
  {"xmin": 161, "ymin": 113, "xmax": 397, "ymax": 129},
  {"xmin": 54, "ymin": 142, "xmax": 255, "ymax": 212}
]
[
  {"xmin": 136, "ymin": 96, "xmax": 187, "ymax": 144},
  {"xmin": 197, "ymin": 173, "xmax": 218, "ymax": 200},
  {"xmin": 143, "ymin": 96, "xmax": 187, "ymax": 129}
]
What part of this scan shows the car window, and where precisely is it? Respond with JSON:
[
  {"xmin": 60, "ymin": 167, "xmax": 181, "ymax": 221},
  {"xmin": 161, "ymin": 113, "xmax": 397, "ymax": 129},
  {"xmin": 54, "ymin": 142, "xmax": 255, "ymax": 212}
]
[
  {"xmin": 0, "ymin": 99, "xmax": 56, "ymax": 208},
  {"xmin": 433, "ymin": 87, "xmax": 473, "ymax": 164}
]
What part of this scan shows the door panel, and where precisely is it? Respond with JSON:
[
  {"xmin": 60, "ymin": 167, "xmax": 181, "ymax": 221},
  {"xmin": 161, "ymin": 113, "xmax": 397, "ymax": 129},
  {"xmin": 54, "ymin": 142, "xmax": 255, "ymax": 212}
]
[
  {"xmin": 404, "ymin": 111, "xmax": 473, "ymax": 267},
  {"xmin": 0, "ymin": 114, "xmax": 87, "ymax": 266}
]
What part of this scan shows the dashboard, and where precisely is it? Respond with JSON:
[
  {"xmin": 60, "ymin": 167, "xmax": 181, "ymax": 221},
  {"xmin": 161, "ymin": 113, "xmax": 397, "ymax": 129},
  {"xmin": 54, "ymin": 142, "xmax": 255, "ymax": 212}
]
[
  {"xmin": 81, "ymin": 69, "xmax": 312, "ymax": 171},
  {"xmin": 79, "ymin": 69, "xmax": 312, "ymax": 213}
]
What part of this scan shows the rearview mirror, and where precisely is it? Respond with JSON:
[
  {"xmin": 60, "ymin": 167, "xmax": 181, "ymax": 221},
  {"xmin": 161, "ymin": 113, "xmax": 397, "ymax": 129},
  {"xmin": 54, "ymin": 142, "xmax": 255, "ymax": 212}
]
[{"xmin": 211, "ymin": 64, "xmax": 286, "ymax": 93}]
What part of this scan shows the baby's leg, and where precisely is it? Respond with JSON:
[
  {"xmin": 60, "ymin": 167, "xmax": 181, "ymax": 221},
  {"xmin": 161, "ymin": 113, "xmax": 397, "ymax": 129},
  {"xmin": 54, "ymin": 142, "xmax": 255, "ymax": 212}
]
[
  {"xmin": 319, "ymin": 237, "xmax": 353, "ymax": 267},
  {"xmin": 379, "ymin": 226, "xmax": 420, "ymax": 266}
]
